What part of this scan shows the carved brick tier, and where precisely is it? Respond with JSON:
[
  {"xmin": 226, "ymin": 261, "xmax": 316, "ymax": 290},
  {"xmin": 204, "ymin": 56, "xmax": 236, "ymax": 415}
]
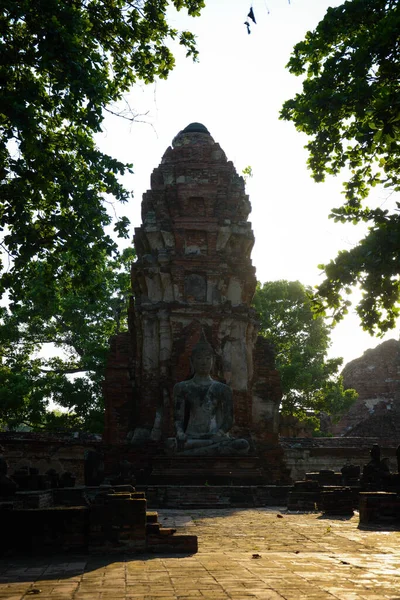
[{"xmin": 104, "ymin": 123, "xmax": 282, "ymax": 481}]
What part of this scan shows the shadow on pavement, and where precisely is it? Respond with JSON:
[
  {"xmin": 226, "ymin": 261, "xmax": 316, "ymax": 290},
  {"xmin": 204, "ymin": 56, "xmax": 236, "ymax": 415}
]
[{"xmin": 0, "ymin": 551, "xmax": 195, "ymax": 583}]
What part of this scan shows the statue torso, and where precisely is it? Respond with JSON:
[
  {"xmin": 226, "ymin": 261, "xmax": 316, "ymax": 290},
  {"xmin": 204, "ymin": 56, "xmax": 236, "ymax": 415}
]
[{"xmin": 173, "ymin": 379, "xmax": 232, "ymax": 439}]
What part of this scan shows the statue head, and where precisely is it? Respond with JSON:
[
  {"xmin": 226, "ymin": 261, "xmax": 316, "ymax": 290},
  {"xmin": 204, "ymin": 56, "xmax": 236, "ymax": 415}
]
[{"xmin": 191, "ymin": 333, "xmax": 214, "ymax": 377}]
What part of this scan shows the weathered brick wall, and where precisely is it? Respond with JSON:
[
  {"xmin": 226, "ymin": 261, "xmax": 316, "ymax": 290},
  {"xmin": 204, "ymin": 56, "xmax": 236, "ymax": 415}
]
[
  {"xmin": 252, "ymin": 336, "xmax": 281, "ymax": 440},
  {"xmin": 334, "ymin": 339, "xmax": 400, "ymax": 437},
  {"xmin": 281, "ymin": 437, "xmax": 399, "ymax": 482},
  {"xmin": 103, "ymin": 332, "xmax": 135, "ymax": 443},
  {"xmin": 0, "ymin": 433, "xmax": 100, "ymax": 485},
  {"xmin": 279, "ymin": 415, "xmax": 314, "ymax": 438}
]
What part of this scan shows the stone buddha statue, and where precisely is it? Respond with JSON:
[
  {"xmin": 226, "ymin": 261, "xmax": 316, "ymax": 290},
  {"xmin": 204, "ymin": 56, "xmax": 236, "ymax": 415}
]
[{"xmin": 168, "ymin": 337, "xmax": 250, "ymax": 456}]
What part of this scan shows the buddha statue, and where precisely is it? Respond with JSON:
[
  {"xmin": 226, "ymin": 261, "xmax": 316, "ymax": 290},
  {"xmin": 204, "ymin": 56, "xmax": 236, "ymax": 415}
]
[{"xmin": 167, "ymin": 337, "xmax": 250, "ymax": 456}]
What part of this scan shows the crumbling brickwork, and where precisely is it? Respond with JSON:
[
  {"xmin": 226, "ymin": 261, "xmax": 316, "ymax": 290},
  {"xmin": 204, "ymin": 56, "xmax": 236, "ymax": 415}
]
[
  {"xmin": 103, "ymin": 123, "xmax": 282, "ymax": 478},
  {"xmin": 0, "ymin": 432, "xmax": 96, "ymax": 485},
  {"xmin": 334, "ymin": 339, "xmax": 400, "ymax": 437}
]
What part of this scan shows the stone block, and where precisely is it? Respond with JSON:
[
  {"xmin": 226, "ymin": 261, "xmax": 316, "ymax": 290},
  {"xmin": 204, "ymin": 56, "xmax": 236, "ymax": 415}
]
[{"xmin": 359, "ymin": 491, "xmax": 400, "ymax": 525}]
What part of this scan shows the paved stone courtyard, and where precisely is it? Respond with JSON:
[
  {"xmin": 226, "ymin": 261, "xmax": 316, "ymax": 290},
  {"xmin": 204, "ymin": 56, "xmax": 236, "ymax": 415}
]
[{"xmin": 1, "ymin": 507, "xmax": 400, "ymax": 600}]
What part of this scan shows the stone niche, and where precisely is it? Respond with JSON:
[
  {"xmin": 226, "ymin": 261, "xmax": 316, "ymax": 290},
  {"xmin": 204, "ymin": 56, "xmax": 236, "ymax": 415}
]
[{"xmin": 103, "ymin": 123, "xmax": 284, "ymax": 483}]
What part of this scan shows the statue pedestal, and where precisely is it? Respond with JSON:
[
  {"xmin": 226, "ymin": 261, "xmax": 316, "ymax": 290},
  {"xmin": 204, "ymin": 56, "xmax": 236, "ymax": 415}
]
[{"xmin": 147, "ymin": 455, "xmax": 270, "ymax": 486}]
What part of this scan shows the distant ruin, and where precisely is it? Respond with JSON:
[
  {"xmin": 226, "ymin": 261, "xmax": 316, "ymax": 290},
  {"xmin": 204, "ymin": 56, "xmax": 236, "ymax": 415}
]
[
  {"xmin": 2, "ymin": 125, "xmax": 400, "ymax": 522},
  {"xmin": 334, "ymin": 339, "xmax": 400, "ymax": 437}
]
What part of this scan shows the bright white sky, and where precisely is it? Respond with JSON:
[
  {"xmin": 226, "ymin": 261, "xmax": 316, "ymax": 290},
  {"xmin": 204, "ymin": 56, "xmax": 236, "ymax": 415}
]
[{"xmin": 97, "ymin": 0, "xmax": 398, "ymax": 367}]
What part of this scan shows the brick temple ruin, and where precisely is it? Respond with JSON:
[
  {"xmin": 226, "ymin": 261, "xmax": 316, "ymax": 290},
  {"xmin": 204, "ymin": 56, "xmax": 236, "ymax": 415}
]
[
  {"xmin": 103, "ymin": 122, "xmax": 284, "ymax": 484},
  {"xmin": 2, "ymin": 124, "xmax": 400, "ymax": 540},
  {"xmin": 334, "ymin": 339, "xmax": 400, "ymax": 437}
]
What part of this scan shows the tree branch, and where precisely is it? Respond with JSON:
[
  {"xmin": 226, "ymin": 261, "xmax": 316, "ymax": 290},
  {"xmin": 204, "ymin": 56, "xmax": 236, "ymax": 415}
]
[{"xmin": 39, "ymin": 367, "xmax": 90, "ymax": 375}]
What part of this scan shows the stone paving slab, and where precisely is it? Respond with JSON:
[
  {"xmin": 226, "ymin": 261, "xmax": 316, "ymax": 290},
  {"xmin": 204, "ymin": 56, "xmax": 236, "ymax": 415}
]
[{"xmin": 1, "ymin": 508, "xmax": 400, "ymax": 599}]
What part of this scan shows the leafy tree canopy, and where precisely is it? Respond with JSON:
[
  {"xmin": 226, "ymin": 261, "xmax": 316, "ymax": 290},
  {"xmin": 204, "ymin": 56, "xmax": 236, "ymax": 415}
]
[
  {"xmin": 280, "ymin": 0, "xmax": 400, "ymax": 335},
  {"xmin": 0, "ymin": 247, "xmax": 134, "ymax": 432},
  {"xmin": 0, "ymin": 0, "xmax": 204, "ymax": 430},
  {"xmin": 253, "ymin": 280, "xmax": 357, "ymax": 429},
  {"xmin": 1, "ymin": 0, "xmax": 203, "ymax": 305}
]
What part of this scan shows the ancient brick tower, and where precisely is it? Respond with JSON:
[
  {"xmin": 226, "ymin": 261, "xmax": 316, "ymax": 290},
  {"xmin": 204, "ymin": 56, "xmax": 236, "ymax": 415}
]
[{"xmin": 104, "ymin": 123, "xmax": 282, "ymax": 479}]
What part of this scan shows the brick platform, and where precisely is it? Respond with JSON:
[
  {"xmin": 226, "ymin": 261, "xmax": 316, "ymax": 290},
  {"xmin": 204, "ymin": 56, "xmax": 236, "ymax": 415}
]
[
  {"xmin": 359, "ymin": 491, "xmax": 400, "ymax": 525},
  {"xmin": 146, "ymin": 455, "xmax": 270, "ymax": 486}
]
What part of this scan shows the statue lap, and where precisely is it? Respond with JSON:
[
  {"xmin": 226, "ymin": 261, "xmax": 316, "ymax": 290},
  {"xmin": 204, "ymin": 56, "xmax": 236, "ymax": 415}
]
[{"xmin": 169, "ymin": 379, "xmax": 249, "ymax": 456}]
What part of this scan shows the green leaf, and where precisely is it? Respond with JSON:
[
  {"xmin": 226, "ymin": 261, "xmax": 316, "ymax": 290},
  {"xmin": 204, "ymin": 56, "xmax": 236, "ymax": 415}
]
[
  {"xmin": 253, "ymin": 280, "xmax": 357, "ymax": 428},
  {"xmin": 280, "ymin": 0, "xmax": 400, "ymax": 335}
]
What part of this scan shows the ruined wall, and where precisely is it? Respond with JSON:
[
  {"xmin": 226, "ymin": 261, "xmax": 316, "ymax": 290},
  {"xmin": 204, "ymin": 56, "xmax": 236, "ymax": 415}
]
[
  {"xmin": 251, "ymin": 337, "xmax": 281, "ymax": 441},
  {"xmin": 334, "ymin": 339, "xmax": 400, "ymax": 437},
  {"xmin": 279, "ymin": 415, "xmax": 314, "ymax": 438},
  {"xmin": 104, "ymin": 123, "xmax": 281, "ymax": 449},
  {"xmin": 281, "ymin": 437, "xmax": 399, "ymax": 482},
  {"xmin": 103, "ymin": 332, "xmax": 135, "ymax": 443},
  {"xmin": 0, "ymin": 433, "xmax": 99, "ymax": 485}
]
